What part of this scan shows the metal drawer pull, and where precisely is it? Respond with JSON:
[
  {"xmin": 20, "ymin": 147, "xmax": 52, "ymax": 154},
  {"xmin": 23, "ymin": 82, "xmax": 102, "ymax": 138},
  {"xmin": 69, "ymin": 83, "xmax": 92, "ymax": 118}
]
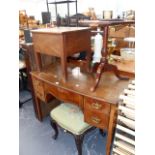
[
  {"xmin": 92, "ymin": 102, "xmax": 102, "ymax": 110},
  {"xmin": 91, "ymin": 117, "xmax": 101, "ymax": 124}
]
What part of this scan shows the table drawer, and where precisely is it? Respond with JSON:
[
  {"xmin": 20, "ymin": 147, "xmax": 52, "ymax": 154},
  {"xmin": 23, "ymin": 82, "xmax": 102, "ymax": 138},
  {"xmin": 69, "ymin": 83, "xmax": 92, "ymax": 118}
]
[
  {"xmin": 44, "ymin": 83, "xmax": 58, "ymax": 98},
  {"xmin": 44, "ymin": 84, "xmax": 83, "ymax": 107},
  {"xmin": 84, "ymin": 97, "xmax": 110, "ymax": 115},
  {"xmin": 84, "ymin": 110, "xmax": 109, "ymax": 129},
  {"xmin": 32, "ymin": 78, "xmax": 45, "ymax": 101},
  {"xmin": 58, "ymin": 87, "xmax": 83, "ymax": 106}
]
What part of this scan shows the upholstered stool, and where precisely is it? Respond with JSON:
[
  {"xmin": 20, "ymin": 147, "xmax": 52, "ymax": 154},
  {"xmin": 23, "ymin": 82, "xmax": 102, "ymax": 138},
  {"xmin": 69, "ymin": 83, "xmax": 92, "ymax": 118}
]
[{"xmin": 50, "ymin": 103, "xmax": 95, "ymax": 155}]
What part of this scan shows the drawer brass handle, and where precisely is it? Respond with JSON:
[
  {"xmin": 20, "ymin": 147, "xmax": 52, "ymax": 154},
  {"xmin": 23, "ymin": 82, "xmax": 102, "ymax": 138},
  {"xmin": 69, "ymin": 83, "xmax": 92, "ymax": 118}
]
[
  {"xmin": 92, "ymin": 102, "xmax": 102, "ymax": 110},
  {"xmin": 91, "ymin": 117, "xmax": 101, "ymax": 124}
]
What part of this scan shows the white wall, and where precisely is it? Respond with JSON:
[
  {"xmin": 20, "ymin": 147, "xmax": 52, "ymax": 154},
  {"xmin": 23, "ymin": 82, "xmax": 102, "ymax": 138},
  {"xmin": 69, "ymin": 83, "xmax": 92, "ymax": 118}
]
[
  {"xmin": 19, "ymin": 0, "xmax": 135, "ymax": 22},
  {"xmin": 19, "ymin": 0, "xmax": 47, "ymax": 21}
]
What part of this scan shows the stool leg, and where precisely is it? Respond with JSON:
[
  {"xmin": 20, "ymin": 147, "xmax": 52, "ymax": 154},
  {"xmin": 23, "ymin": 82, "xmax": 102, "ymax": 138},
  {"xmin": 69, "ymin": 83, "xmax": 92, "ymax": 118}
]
[
  {"xmin": 74, "ymin": 135, "xmax": 84, "ymax": 155},
  {"xmin": 50, "ymin": 120, "xmax": 58, "ymax": 140}
]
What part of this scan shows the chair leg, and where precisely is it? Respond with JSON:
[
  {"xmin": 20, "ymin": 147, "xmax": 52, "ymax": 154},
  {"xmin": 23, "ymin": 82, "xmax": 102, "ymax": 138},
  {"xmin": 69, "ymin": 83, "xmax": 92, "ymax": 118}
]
[
  {"xmin": 74, "ymin": 134, "xmax": 84, "ymax": 155},
  {"xmin": 50, "ymin": 120, "xmax": 59, "ymax": 140},
  {"xmin": 99, "ymin": 129, "xmax": 106, "ymax": 137}
]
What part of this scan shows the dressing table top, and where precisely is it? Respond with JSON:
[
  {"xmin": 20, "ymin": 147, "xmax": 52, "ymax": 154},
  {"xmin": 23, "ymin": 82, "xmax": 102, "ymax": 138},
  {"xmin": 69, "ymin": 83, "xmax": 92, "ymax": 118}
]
[{"xmin": 31, "ymin": 62, "xmax": 132, "ymax": 104}]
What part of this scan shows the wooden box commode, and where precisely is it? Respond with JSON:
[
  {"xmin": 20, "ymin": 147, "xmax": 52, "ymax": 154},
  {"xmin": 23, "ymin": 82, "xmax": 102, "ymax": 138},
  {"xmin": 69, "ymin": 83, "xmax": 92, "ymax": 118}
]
[{"xmin": 31, "ymin": 27, "xmax": 91, "ymax": 82}]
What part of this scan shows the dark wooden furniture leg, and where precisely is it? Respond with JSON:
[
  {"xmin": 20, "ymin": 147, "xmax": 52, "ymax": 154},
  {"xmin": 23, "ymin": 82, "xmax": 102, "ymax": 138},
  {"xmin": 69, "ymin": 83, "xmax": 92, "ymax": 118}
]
[
  {"xmin": 50, "ymin": 119, "xmax": 84, "ymax": 155},
  {"xmin": 91, "ymin": 25, "xmax": 129, "ymax": 92},
  {"xmin": 50, "ymin": 120, "xmax": 59, "ymax": 140},
  {"xmin": 74, "ymin": 134, "xmax": 84, "ymax": 155},
  {"xmin": 50, "ymin": 118, "xmax": 96, "ymax": 155},
  {"xmin": 91, "ymin": 61, "xmax": 105, "ymax": 92},
  {"xmin": 91, "ymin": 60, "xmax": 129, "ymax": 92}
]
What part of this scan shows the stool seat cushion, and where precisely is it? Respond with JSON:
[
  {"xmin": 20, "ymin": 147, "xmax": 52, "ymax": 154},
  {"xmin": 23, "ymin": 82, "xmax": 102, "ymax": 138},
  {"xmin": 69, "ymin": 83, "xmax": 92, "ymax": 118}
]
[{"xmin": 50, "ymin": 103, "xmax": 92, "ymax": 135}]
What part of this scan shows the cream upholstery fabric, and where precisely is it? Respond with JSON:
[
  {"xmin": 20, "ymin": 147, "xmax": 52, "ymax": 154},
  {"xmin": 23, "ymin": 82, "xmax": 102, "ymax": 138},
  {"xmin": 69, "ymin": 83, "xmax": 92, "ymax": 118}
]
[{"xmin": 50, "ymin": 103, "xmax": 92, "ymax": 135}]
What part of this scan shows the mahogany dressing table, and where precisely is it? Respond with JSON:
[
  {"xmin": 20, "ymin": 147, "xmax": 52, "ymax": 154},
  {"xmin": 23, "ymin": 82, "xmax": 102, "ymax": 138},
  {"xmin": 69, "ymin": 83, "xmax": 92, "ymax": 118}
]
[
  {"xmin": 31, "ymin": 62, "xmax": 133, "ymax": 155},
  {"xmin": 21, "ymin": 27, "xmax": 135, "ymax": 154},
  {"xmin": 20, "ymin": 42, "xmax": 134, "ymax": 155},
  {"xmin": 22, "ymin": 24, "xmax": 135, "ymax": 154}
]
